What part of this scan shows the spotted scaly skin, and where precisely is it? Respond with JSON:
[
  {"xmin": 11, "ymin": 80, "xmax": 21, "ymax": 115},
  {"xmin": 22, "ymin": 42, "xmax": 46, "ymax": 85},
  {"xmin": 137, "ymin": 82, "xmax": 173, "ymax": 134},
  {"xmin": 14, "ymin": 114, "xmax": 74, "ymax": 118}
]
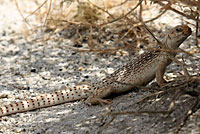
[{"xmin": 0, "ymin": 25, "xmax": 192, "ymax": 117}]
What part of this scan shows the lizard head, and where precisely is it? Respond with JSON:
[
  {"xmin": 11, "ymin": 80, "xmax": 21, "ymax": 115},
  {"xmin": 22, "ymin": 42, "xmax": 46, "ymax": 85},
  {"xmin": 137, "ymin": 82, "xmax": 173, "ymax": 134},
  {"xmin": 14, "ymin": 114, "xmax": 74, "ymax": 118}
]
[{"xmin": 164, "ymin": 25, "xmax": 192, "ymax": 49}]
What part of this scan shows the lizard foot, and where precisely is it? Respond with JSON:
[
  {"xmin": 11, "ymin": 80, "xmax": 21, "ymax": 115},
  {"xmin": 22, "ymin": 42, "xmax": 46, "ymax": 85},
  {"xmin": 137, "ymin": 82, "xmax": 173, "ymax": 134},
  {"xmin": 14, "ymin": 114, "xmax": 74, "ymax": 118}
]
[
  {"xmin": 157, "ymin": 80, "xmax": 168, "ymax": 87},
  {"xmin": 85, "ymin": 96, "xmax": 112, "ymax": 106}
]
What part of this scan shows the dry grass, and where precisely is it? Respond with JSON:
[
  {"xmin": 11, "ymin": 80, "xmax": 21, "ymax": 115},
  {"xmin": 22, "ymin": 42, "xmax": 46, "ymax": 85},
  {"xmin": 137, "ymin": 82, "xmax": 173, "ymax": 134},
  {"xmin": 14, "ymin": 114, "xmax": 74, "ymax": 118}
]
[
  {"xmin": 12, "ymin": 0, "xmax": 200, "ymax": 133},
  {"xmin": 13, "ymin": 0, "xmax": 199, "ymax": 53},
  {"xmin": 13, "ymin": 0, "xmax": 200, "ymax": 80}
]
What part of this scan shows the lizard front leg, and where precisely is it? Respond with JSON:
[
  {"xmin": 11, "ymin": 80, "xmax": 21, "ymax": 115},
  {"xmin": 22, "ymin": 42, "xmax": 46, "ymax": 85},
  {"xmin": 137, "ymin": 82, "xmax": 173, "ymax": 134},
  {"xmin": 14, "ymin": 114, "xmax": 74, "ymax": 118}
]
[{"xmin": 156, "ymin": 59, "xmax": 170, "ymax": 86}]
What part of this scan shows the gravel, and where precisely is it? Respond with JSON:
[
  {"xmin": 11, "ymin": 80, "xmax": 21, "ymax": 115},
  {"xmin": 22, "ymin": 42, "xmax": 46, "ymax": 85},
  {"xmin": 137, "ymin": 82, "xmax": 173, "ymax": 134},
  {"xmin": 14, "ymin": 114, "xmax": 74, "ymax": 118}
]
[{"xmin": 0, "ymin": 1, "xmax": 199, "ymax": 134}]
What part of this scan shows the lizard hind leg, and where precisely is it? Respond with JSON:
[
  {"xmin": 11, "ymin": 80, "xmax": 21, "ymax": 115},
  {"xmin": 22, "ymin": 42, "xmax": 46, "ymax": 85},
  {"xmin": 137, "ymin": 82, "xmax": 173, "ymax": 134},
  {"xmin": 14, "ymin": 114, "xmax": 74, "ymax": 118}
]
[{"xmin": 85, "ymin": 86, "xmax": 113, "ymax": 105}]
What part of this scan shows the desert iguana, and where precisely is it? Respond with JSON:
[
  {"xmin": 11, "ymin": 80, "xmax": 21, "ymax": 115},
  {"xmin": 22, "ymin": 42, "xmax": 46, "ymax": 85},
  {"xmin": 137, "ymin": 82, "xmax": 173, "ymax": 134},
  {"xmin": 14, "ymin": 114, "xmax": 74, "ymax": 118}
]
[{"xmin": 0, "ymin": 25, "xmax": 192, "ymax": 117}]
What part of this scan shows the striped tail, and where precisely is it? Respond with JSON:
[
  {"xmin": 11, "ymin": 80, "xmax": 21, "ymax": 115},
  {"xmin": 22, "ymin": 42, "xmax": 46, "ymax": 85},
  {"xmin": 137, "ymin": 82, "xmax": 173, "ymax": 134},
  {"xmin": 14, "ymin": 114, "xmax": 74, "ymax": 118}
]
[{"xmin": 0, "ymin": 85, "xmax": 95, "ymax": 117}]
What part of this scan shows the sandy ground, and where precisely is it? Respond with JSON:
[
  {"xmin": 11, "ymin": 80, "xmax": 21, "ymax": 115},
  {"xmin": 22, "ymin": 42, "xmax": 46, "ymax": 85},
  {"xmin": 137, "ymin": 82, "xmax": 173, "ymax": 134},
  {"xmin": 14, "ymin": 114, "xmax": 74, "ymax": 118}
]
[{"xmin": 0, "ymin": 1, "xmax": 199, "ymax": 134}]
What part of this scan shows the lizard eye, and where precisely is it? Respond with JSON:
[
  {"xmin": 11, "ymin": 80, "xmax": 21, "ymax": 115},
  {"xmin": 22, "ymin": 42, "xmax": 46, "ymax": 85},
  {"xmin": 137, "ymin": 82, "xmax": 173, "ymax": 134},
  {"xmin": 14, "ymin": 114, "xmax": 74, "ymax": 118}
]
[{"xmin": 175, "ymin": 27, "xmax": 183, "ymax": 32}]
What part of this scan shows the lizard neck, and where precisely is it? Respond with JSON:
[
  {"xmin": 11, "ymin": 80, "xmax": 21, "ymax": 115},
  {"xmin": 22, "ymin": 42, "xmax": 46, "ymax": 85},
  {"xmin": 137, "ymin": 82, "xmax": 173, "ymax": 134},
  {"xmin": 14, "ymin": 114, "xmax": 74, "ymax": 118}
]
[{"xmin": 163, "ymin": 32, "xmax": 188, "ymax": 50}]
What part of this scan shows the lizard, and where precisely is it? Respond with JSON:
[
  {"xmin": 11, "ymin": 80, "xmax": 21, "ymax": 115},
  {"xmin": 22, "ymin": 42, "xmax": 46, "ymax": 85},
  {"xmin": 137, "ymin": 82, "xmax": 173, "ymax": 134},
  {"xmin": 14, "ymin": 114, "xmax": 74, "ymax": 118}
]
[{"xmin": 0, "ymin": 24, "xmax": 192, "ymax": 117}]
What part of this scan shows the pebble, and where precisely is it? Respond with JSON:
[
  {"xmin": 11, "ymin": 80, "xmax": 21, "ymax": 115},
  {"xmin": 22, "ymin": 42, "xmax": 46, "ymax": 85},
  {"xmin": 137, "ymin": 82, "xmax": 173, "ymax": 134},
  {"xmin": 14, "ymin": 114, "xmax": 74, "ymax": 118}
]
[{"xmin": 0, "ymin": 1, "xmax": 199, "ymax": 134}]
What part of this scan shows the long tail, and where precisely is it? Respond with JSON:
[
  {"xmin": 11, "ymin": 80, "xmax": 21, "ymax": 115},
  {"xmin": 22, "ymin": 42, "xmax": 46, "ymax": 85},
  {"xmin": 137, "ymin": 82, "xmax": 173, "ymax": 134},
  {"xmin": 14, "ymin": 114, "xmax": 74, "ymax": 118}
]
[{"xmin": 0, "ymin": 85, "xmax": 95, "ymax": 117}]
